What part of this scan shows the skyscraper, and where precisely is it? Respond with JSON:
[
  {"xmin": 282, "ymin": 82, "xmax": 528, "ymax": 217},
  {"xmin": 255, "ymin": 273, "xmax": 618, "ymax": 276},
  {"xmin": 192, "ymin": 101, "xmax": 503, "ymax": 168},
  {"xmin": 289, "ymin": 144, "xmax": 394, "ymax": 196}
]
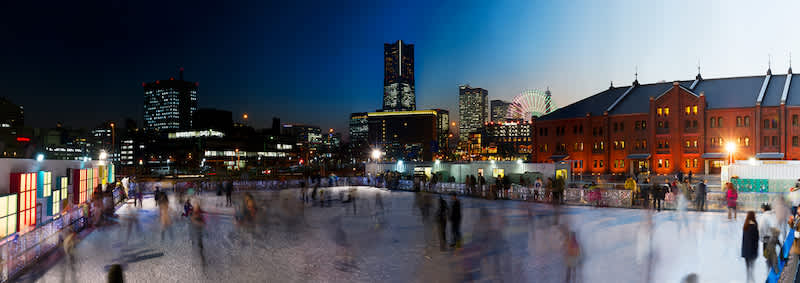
[
  {"xmin": 143, "ymin": 68, "xmax": 198, "ymax": 131},
  {"xmin": 458, "ymin": 85, "xmax": 488, "ymax": 142},
  {"xmin": 383, "ymin": 40, "xmax": 415, "ymax": 111},
  {"xmin": 490, "ymin": 100, "xmax": 511, "ymax": 122}
]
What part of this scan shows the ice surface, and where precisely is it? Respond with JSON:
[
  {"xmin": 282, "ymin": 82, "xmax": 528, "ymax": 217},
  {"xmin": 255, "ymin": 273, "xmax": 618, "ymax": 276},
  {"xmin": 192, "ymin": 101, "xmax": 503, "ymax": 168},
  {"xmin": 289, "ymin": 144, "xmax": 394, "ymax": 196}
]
[{"xmin": 21, "ymin": 186, "xmax": 767, "ymax": 283}]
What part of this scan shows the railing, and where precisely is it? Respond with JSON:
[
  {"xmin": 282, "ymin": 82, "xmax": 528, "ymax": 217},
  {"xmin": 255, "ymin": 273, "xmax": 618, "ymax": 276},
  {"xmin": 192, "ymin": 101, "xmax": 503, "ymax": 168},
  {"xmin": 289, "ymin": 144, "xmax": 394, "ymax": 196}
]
[{"xmin": 0, "ymin": 204, "xmax": 88, "ymax": 282}]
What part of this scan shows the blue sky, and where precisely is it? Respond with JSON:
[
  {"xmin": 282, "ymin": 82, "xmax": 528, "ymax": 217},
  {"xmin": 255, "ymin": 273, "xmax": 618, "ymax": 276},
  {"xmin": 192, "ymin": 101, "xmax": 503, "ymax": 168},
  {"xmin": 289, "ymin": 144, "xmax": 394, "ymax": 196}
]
[{"xmin": 1, "ymin": 0, "xmax": 799, "ymax": 136}]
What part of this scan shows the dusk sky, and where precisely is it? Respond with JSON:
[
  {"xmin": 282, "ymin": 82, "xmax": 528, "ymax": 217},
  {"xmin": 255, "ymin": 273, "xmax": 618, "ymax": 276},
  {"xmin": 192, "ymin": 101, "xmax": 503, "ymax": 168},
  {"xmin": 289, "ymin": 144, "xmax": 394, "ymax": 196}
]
[{"xmin": 2, "ymin": 0, "xmax": 800, "ymax": 137}]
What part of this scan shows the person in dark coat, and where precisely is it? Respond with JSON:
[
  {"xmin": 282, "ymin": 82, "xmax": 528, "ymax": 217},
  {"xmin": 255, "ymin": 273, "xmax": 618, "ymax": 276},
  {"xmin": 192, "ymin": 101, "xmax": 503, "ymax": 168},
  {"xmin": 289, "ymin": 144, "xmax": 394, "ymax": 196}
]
[
  {"xmin": 450, "ymin": 194, "xmax": 462, "ymax": 248},
  {"xmin": 742, "ymin": 211, "xmax": 759, "ymax": 283},
  {"xmin": 653, "ymin": 184, "xmax": 666, "ymax": 212},
  {"xmin": 436, "ymin": 196, "xmax": 448, "ymax": 250},
  {"xmin": 695, "ymin": 179, "xmax": 707, "ymax": 211}
]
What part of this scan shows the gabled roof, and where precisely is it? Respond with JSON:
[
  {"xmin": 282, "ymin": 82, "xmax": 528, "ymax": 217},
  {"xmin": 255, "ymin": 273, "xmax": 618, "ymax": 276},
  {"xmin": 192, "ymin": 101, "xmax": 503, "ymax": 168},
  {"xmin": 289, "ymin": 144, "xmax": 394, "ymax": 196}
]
[
  {"xmin": 608, "ymin": 82, "xmax": 672, "ymax": 115},
  {"xmin": 787, "ymin": 74, "xmax": 800, "ymax": 105},
  {"xmin": 536, "ymin": 73, "xmax": 800, "ymax": 122},
  {"xmin": 692, "ymin": 76, "xmax": 764, "ymax": 109},
  {"xmin": 761, "ymin": 75, "xmax": 786, "ymax": 106},
  {"xmin": 537, "ymin": 87, "xmax": 628, "ymax": 121}
]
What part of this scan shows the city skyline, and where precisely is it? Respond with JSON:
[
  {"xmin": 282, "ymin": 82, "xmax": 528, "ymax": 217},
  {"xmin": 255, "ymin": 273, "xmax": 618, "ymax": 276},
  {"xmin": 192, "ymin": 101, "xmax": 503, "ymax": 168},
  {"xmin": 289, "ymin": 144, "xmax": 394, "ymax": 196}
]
[{"xmin": 4, "ymin": 0, "xmax": 800, "ymax": 136}]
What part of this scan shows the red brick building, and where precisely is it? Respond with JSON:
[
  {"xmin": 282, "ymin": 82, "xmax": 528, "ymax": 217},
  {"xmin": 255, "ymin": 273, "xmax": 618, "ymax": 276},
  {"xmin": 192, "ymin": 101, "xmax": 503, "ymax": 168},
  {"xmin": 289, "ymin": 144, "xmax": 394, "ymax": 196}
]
[{"xmin": 533, "ymin": 68, "xmax": 800, "ymax": 176}]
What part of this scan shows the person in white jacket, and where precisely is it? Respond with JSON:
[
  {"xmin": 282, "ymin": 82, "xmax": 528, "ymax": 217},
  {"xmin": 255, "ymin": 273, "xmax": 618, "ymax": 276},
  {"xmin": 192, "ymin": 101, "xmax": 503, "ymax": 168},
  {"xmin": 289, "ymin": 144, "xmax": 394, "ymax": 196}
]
[{"xmin": 759, "ymin": 203, "xmax": 778, "ymax": 245}]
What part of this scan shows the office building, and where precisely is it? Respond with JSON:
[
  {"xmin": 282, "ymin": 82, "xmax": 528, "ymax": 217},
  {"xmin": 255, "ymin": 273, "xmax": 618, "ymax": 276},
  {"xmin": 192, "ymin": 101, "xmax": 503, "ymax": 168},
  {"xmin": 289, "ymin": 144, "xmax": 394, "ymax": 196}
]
[
  {"xmin": 458, "ymin": 85, "xmax": 488, "ymax": 142},
  {"xmin": 490, "ymin": 100, "xmax": 511, "ymax": 122},
  {"xmin": 367, "ymin": 110, "xmax": 445, "ymax": 161},
  {"xmin": 143, "ymin": 68, "xmax": 198, "ymax": 131},
  {"xmin": 383, "ymin": 40, "xmax": 415, "ymax": 111}
]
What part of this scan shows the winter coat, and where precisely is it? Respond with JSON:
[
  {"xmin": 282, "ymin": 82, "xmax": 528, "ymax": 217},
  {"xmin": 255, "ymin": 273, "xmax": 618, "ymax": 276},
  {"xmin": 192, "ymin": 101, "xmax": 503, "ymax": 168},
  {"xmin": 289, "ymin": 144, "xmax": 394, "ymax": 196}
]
[
  {"xmin": 759, "ymin": 211, "xmax": 778, "ymax": 243},
  {"xmin": 450, "ymin": 199, "xmax": 462, "ymax": 224},
  {"xmin": 741, "ymin": 223, "xmax": 759, "ymax": 260},
  {"xmin": 726, "ymin": 189, "xmax": 738, "ymax": 208},
  {"xmin": 695, "ymin": 183, "xmax": 707, "ymax": 199}
]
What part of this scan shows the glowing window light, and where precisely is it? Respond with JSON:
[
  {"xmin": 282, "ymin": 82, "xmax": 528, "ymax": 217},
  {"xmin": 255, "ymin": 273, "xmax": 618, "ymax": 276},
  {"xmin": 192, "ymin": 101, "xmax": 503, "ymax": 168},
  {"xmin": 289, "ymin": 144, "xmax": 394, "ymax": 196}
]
[
  {"xmin": 11, "ymin": 172, "xmax": 37, "ymax": 230},
  {"xmin": 73, "ymin": 169, "xmax": 89, "ymax": 204},
  {"xmin": 0, "ymin": 194, "xmax": 14, "ymax": 238}
]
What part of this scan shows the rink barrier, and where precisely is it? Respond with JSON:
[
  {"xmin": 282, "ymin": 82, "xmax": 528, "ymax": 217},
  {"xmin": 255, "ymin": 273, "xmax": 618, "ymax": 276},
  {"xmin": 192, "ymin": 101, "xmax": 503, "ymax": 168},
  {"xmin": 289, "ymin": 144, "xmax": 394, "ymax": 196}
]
[
  {"xmin": 387, "ymin": 181, "xmax": 789, "ymax": 211},
  {"xmin": 0, "ymin": 205, "xmax": 87, "ymax": 282}
]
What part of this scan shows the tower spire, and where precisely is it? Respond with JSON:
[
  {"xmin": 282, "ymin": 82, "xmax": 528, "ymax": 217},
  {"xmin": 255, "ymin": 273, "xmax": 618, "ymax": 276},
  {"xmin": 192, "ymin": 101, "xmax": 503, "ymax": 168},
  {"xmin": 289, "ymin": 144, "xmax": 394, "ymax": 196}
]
[
  {"xmin": 768, "ymin": 54, "xmax": 773, "ymax": 75},
  {"xmin": 696, "ymin": 59, "xmax": 702, "ymax": 80},
  {"xmin": 633, "ymin": 66, "xmax": 639, "ymax": 85}
]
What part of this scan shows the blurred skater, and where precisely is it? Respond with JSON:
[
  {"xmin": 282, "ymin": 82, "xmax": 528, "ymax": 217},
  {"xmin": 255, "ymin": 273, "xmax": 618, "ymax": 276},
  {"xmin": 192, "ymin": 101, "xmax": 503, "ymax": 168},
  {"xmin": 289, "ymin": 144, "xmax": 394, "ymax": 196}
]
[
  {"xmin": 742, "ymin": 211, "xmax": 759, "ymax": 283},
  {"xmin": 564, "ymin": 227, "xmax": 582, "ymax": 283},
  {"xmin": 436, "ymin": 196, "xmax": 448, "ymax": 251},
  {"xmin": 449, "ymin": 194, "xmax": 462, "ymax": 248},
  {"xmin": 61, "ymin": 228, "xmax": 78, "ymax": 283},
  {"xmin": 726, "ymin": 182, "xmax": 738, "ymax": 220},
  {"xmin": 190, "ymin": 202, "xmax": 207, "ymax": 271},
  {"xmin": 695, "ymin": 179, "xmax": 707, "ymax": 211}
]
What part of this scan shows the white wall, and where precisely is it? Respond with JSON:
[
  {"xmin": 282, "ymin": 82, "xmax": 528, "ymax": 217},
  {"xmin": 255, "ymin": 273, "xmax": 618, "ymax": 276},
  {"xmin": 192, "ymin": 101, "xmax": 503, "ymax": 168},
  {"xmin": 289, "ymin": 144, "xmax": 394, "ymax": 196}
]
[
  {"xmin": 366, "ymin": 161, "xmax": 559, "ymax": 183},
  {"xmin": 0, "ymin": 158, "xmax": 98, "ymax": 195}
]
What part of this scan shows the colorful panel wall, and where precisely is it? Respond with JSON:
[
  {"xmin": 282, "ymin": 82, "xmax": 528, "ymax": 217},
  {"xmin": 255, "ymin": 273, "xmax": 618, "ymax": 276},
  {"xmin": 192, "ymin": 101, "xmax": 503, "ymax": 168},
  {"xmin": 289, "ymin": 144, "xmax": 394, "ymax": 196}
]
[
  {"xmin": 10, "ymin": 173, "xmax": 37, "ymax": 230},
  {"xmin": 0, "ymin": 194, "xmax": 17, "ymax": 238},
  {"xmin": 72, "ymin": 169, "xmax": 88, "ymax": 204}
]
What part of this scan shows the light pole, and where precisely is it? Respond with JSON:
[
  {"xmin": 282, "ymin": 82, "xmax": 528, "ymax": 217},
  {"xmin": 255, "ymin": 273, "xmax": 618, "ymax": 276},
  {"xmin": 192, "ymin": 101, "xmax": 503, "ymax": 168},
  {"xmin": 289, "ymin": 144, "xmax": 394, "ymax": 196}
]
[
  {"xmin": 235, "ymin": 148, "xmax": 240, "ymax": 170},
  {"xmin": 725, "ymin": 142, "xmax": 736, "ymax": 165},
  {"xmin": 110, "ymin": 122, "xmax": 115, "ymax": 163}
]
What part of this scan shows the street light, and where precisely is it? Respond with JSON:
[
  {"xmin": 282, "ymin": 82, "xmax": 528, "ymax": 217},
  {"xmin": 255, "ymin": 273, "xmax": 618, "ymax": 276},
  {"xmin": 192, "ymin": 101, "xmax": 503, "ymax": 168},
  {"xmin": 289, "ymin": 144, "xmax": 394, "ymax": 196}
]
[
  {"xmin": 725, "ymin": 142, "xmax": 736, "ymax": 164},
  {"xmin": 99, "ymin": 150, "xmax": 108, "ymax": 160},
  {"xmin": 371, "ymin": 149, "xmax": 382, "ymax": 161},
  {"xmin": 36, "ymin": 154, "xmax": 44, "ymax": 162}
]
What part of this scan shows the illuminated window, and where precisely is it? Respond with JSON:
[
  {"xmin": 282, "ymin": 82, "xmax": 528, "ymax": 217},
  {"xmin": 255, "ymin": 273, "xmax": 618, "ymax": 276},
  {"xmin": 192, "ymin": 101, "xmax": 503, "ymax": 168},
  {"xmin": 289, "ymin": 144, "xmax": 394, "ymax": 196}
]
[
  {"xmin": 664, "ymin": 108, "xmax": 670, "ymax": 116},
  {"xmin": 11, "ymin": 173, "xmax": 37, "ymax": 229},
  {"xmin": 692, "ymin": 106, "xmax": 698, "ymax": 114},
  {"xmin": 73, "ymin": 169, "xmax": 89, "ymax": 204},
  {"xmin": 693, "ymin": 159, "xmax": 698, "ymax": 168},
  {"xmin": 685, "ymin": 106, "xmax": 690, "ymax": 115},
  {"xmin": 657, "ymin": 108, "xmax": 663, "ymax": 116},
  {"xmin": 0, "ymin": 194, "xmax": 17, "ymax": 238}
]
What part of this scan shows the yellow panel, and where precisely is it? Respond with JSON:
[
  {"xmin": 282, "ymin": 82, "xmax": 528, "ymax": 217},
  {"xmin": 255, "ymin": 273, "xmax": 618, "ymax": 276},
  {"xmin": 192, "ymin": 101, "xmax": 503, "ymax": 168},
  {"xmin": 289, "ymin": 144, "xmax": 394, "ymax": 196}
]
[
  {"xmin": 20, "ymin": 174, "xmax": 25, "ymax": 192},
  {"xmin": 7, "ymin": 214, "xmax": 15, "ymax": 234},
  {"xmin": 0, "ymin": 217, "xmax": 7, "ymax": 238},
  {"xmin": 9, "ymin": 195, "xmax": 16, "ymax": 212}
]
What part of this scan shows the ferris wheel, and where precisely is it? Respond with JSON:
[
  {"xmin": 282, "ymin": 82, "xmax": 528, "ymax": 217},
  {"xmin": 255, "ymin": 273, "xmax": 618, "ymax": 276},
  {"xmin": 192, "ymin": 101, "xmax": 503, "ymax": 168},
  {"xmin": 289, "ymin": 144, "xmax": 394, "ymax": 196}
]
[{"xmin": 508, "ymin": 88, "xmax": 555, "ymax": 121}]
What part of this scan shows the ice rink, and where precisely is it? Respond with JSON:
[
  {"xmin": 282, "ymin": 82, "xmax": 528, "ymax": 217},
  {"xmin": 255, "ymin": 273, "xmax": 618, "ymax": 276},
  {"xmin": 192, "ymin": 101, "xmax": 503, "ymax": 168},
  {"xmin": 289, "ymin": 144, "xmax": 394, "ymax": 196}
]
[{"xmin": 21, "ymin": 186, "xmax": 768, "ymax": 283}]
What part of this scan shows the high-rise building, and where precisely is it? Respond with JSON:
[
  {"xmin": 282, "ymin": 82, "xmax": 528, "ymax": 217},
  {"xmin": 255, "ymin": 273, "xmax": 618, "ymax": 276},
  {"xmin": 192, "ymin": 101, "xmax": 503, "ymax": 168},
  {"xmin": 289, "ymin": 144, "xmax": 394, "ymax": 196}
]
[
  {"xmin": 383, "ymin": 40, "xmax": 415, "ymax": 111},
  {"xmin": 367, "ymin": 110, "xmax": 440, "ymax": 161},
  {"xmin": 458, "ymin": 85, "xmax": 488, "ymax": 142},
  {"xmin": 490, "ymin": 100, "xmax": 511, "ymax": 122},
  {"xmin": 434, "ymin": 109, "xmax": 450, "ymax": 153},
  {"xmin": 143, "ymin": 68, "xmax": 198, "ymax": 131},
  {"xmin": 349, "ymin": 112, "xmax": 369, "ymax": 149}
]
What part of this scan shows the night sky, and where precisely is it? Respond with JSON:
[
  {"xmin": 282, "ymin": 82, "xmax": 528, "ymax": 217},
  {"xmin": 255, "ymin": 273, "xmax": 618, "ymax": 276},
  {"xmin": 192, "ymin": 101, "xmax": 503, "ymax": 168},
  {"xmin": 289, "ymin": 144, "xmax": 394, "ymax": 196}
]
[{"xmin": 2, "ymin": 0, "xmax": 800, "ymax": 137}]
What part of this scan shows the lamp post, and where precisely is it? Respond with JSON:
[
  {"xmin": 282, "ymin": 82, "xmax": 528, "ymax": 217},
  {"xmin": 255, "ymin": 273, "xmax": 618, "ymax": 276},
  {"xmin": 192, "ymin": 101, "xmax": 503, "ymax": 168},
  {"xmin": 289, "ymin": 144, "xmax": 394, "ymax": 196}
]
[
  {"xmin": 110, "ymin": 122, "xmax": 115, "ymax": 163},
  {"xmin": 725, "ymin": 142, "xmax": 736, "ymax": 165},
  {"xmin": 235, "ymin": 148, "xmax": 240, "ymax": 170}
]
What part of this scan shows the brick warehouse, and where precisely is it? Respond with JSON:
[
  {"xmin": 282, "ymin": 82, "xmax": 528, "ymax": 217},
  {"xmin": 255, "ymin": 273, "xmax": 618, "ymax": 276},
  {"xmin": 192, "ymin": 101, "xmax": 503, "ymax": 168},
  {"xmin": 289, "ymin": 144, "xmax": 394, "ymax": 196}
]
[{"xmin": 533, "ymin": 67, "xmax": 800, "ymax": 176}]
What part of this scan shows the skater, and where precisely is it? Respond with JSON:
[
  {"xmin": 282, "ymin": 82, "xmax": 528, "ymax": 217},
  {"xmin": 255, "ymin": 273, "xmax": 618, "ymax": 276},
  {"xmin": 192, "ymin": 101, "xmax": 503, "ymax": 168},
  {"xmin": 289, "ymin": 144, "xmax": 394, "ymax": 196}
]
[
  {"xmin": 225, "ymin": 179, "xmax": 234, "ymax": 207},
  {"xmin": 450, "ymin": 194, "xmax": 462, "ymax": 248},
  {"xmin": 741, "ymin": 211, "xmax": 759, "ymax": 283},
  {"xmin": 653, "ymin": 184, "xmax": 665, "ymax": 212},
  {"xmin": 158, "ymin": 189, "xmax": 173, "ymax": 241},
  {"xmin": 726, "ymin": 182, "xmax": 738, "ymax": 220},
  {"xmin": 182, "ymin": 199, "xmax": 193, "ymax": 217},
  {"xmin": 61, "ymin": 228, "xmax": 78, "ymax": 283},
  {"xmin": 564, "ymin": 228, "xmax": 582, "ymax": 283},
  {"xmin": 108, "ymin": 264, "xmax": 123, "ymax": 283},
  {"xmin": 764, "ymin": 228, "xmax": 781, "ymax": 272},
  {"xmin": 436, "ymin": 196, "xmax": 448, "ymax": 251},
  {"xmin": 190, "ymin": 202, "xmax": 207, "ymax": 270},
  {"xmin": 695, "ymin": 179, "xmax": 707, "ymax": 211}
]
